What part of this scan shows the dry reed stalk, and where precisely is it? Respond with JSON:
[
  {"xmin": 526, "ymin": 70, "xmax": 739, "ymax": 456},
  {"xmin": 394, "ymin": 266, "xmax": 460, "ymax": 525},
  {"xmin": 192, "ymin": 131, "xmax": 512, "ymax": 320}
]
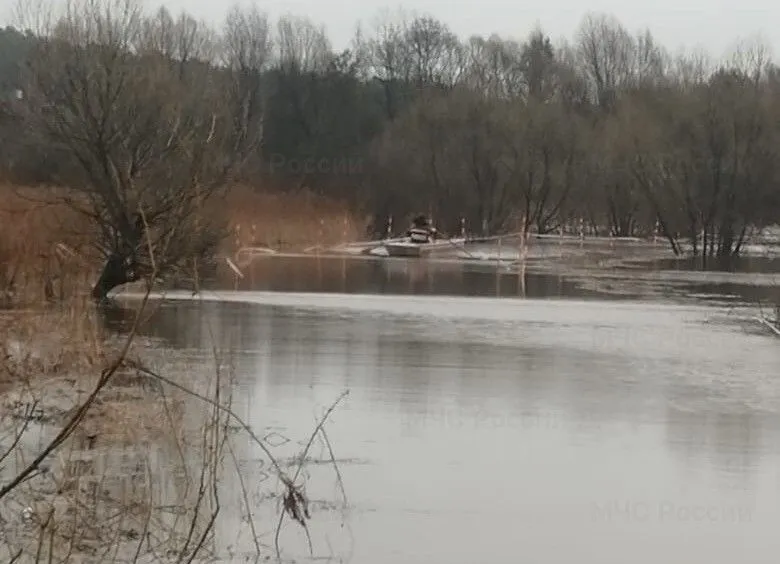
[
  {"xmin": 0, "ymin": 184, "xmax": 98, "ymax": 306},
  {"xmin": 218, "ymin": 185, "xmax": 367, "ymax": 253}
]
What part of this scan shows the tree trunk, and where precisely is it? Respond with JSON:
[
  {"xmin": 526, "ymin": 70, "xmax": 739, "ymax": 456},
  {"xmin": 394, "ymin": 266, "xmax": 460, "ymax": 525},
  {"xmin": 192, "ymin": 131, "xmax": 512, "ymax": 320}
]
[{"xmin": 91, "ymin": 253, "xmax": 138, "ymax": 301}]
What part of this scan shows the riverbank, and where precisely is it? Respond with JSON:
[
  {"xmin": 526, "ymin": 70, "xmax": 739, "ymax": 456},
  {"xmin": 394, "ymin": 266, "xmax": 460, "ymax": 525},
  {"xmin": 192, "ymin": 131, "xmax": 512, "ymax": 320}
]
[
  {"xmin": 1, "ymin": 294, "xmax": 348, "ymax": 563},
  {"xmin": 0, "ymin": 182, "xmax": 362, "ymax": 559},
  {"xmin": 0, "ymin": 303, "xmax": 197, "ymax": 561}
]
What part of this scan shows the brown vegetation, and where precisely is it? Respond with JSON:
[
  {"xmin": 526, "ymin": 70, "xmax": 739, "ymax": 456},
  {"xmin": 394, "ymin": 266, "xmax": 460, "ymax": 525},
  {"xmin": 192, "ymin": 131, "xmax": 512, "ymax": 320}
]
[
  {"xmin": 0, "ymin": 184, "xmax": 96, "ymax": 305},
  {"xmin": 4, "ymin": 0, "xmax": 271, "ymax": 300},
  {"xmin": 0, "ymin": 182, "xmax": 362, "ymax": 304},
  {"xmin": 223, "ymin": 185, "xmax": 367, "ymax": 253},
  {"xmin": 2, "ymin": 4, "xmax": 780, "ymax": 280},
  {"xmin": 0, "ymin": 178, "xmax": 353, "ymax": 561}
]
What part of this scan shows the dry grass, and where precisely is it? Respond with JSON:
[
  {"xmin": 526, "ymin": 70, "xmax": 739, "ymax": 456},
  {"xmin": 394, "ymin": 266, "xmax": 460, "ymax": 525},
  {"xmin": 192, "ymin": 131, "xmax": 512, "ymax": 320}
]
[
  {"xmin": 1, "ymin": 182, "xmax": 366, "ymax": 306},
  {"xmin": 0, "ymin": 298, "xmax": 196, "ymax": 563},
  {"xmin": 220, "ymin": 185, "xmax": 368, "ymax": 253},
  {"xmin": 0, "ymin": 183, "xmax": 97, "ymax": 305},
  {"xmin": 0, "ymin": 301, "xmax": 110, "ymax": 391}
]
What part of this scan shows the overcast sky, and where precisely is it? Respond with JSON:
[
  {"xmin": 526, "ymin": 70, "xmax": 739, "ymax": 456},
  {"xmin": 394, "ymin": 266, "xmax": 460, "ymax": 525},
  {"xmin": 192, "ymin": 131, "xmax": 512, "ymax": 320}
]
[{"xmin": 1, "ymin": 0, "xmax": 777, "ymax": 60}]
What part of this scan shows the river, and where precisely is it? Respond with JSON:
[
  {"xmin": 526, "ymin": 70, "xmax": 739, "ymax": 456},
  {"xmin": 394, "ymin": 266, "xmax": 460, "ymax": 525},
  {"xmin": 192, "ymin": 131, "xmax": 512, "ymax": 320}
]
[{"xmin": 110, "ymin": 249, "xmax": 780, "ymax": 563}]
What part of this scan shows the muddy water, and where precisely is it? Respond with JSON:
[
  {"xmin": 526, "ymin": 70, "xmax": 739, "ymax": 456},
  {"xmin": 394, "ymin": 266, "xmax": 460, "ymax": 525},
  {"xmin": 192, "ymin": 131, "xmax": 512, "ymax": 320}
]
[{"xmin": 114, "ymin": 254, "xmax": 780, "ymax": 563}]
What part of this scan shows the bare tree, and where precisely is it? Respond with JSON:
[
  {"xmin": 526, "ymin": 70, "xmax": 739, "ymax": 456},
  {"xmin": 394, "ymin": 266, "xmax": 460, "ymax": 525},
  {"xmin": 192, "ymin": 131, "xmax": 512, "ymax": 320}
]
[
  {"xmin": 632, "ymin": 29, "xmax": 669, "ymax": 88},
  {"xmin": 363, "ymin": 11, "xmax": 412, "ymax": 118},
  {"xmin": 670, "ymin": 47, "xmax": 712, "ymax": 91},
  {"xmin": 403, "ymin": 15, "xmax": 465, "ymax": 90},
  {"xmin": 576, "ymin": 12, "xmax": 635, "ymax": 110},
  {"xmin": 501, "ymin": 97, "xmax": 582, "ymax": 234},
  {"xmin": 520, "ymin": 28, "xmax": 557, "ymax": 101},
  {"xmin": 18, "ymin": 0, "xmax": 264, "ymax": 299},
  {"xmin": 552, "ymin": 39, "xmax": 591, "ymax": 111},
  {"xmin": 222, "ymin": 2, "xmax": 271, "ymax": 171},
  {"xmin": 463, "ymin": 34, "xmax": 524, "ymax": 99},
  {"xmin": 628, "ymin": 39, "xmax": 778, "ymax": 258},
  {"xmin": 276, "ymin": 14, "xmax": 331, "ymax": 74}
]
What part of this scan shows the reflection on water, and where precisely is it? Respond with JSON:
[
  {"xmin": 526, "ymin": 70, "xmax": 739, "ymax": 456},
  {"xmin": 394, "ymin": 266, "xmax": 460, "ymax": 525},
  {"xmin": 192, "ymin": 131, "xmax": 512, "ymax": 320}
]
[
  {"xmin": 210, "ymin": 254, "xmax": 662, "ymax": 301},
  {"xmin": 189, "ymin": 253, "xmax": 780, "ymax": 309},
  {"xmin": 106, "ymin": 273, "xmax": 780, "ymax": 563},
  {"xmin": 227, "ymin": 255, "xmax": 545, "ymax": 298},
  {"xmin": 641, "ymin": 255, "xmax": 780, "ymax": 274}
]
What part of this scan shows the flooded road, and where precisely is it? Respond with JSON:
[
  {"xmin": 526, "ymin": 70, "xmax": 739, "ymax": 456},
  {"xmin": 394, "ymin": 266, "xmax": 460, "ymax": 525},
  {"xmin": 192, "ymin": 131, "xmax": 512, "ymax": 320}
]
[{"xmin": 115, "ymin": 253, "xmax": 780, "ymax": 563}]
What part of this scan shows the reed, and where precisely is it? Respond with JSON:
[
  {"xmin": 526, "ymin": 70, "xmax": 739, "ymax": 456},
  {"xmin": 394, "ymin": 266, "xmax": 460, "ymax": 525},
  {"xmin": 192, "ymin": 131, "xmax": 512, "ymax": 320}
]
[
  {"xmin": 220, "ymin": 185, "xmax": 367, "ymax": 253},
  {"xmin": 0, "ymin": 183, "xmax": 97, "ymax": 305}
]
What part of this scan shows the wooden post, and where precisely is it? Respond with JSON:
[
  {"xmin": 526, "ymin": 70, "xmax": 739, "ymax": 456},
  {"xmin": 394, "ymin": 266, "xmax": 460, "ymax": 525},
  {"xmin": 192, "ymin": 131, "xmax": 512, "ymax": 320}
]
[
  {"xmin": 318, "ymin": 218, "xmax": 324, "ymax": 256},
  {"xmin": 518, "ymin": 257, "xmax": 526, "ymax": 298},
  {"xmin": 519, "ymin": 213, "xmax": 528, "ymax": 263}
]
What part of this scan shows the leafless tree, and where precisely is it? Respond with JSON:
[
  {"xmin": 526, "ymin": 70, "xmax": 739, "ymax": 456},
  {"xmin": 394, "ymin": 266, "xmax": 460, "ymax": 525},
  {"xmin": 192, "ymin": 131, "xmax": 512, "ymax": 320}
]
[
  {"xmin": 276, "ymin": 14, "xmax": 331, "ymax": 74},
  {"xmin": 463, "ymin": 34, "xmax": 524, "ymax": 99},
  {"xmin": 222, "ymin": 2, "xmax": 271, "ymax": 172},
  {"xmin": 519, "ymin": 28, "xmax": 558, "ymax": 101},
  {"xmin": 17, "ymin": 0, "xmax": 265, "ymax": 299},
  {"xmin": 576, "ymin": 12, "xmax": 636, "ymax": 110},
  {"xmin": 362, "ymin": 11, "xmax": 412, "ymax": 118},
  {"xmin": 403, "ymin": 15, "xmax": 465, "ymax": 90}
]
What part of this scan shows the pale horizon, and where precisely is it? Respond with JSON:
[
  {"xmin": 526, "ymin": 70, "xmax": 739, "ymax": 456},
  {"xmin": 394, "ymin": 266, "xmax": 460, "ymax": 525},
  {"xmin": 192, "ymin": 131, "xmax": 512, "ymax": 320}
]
[{"xmin": 1, "ymin": 0, "xmax": 777, "ymax": 61}]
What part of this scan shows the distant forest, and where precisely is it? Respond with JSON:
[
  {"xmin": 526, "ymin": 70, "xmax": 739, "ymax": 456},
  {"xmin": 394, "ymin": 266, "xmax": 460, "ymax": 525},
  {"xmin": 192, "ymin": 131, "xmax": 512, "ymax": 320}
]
[{"xmin": 1, "ymin": 6, "xmax": 780, "ymax": 257}]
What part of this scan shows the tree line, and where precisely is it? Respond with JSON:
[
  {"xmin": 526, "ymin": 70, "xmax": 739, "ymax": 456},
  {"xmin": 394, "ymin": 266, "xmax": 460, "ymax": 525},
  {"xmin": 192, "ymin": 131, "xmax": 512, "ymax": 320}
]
[{"xmin": 1, "ymin": 1, "xmax": 779, "ymax": 298}]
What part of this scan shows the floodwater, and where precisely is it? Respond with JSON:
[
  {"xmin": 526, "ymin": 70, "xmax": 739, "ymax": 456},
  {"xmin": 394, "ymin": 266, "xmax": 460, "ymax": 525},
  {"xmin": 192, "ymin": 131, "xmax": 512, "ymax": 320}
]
[{"xmin": 113, "ymin": 245, "xmax": 780, "ymax": 563}]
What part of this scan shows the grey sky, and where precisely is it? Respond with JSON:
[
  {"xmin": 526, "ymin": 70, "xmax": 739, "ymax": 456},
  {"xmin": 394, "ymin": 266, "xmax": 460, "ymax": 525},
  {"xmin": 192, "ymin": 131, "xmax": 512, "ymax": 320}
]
[{"xmin": 1, "ymin": 0, "xmax": 777, "ymax": 60}]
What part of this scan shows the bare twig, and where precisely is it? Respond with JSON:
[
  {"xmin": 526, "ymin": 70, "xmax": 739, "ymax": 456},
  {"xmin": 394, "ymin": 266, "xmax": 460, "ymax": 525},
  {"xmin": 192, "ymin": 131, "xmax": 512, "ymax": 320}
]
[
  {"xmin": 131, "ymin": 458, "xmax": 154, "ymax": 563},
  {"xmin": 0, "ymin": 401, "xmax": 39, "ymax": 467},
  {"xmin": 227, "ymin": 439, "xmax": 263, "ymax": 558},
  {"xmin": 274, "ymin": 390, "xmax": 350, "ymax": 560},
  {"xmin": 753, "ymin": 315, "xmax": 780, "ymax": 336},
  {"xmin": 126, "ymin": 361, "xmax": 284, "ymax": 476},
  {"xmin": 181, "ymin": 363, "xmax": 226, "ymax": 564},
  {"xmin": 319, "ymin": 427, "xmax": 348, "ymax": 508}
]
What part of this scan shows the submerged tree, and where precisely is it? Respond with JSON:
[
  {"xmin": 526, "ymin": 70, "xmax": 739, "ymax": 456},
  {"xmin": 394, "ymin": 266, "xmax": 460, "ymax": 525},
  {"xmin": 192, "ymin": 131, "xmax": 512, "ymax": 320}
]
[{"xmin": 17, "ymin": 0, "xmax": 266, "ymax": 299}]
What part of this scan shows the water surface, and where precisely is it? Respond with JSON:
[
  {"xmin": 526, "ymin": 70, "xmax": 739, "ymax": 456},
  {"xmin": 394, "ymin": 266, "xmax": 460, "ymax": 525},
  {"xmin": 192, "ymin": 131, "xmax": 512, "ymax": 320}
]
[{"xmin": 113, "ymin": 255, "xmax": 780, "ymax": 563}]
